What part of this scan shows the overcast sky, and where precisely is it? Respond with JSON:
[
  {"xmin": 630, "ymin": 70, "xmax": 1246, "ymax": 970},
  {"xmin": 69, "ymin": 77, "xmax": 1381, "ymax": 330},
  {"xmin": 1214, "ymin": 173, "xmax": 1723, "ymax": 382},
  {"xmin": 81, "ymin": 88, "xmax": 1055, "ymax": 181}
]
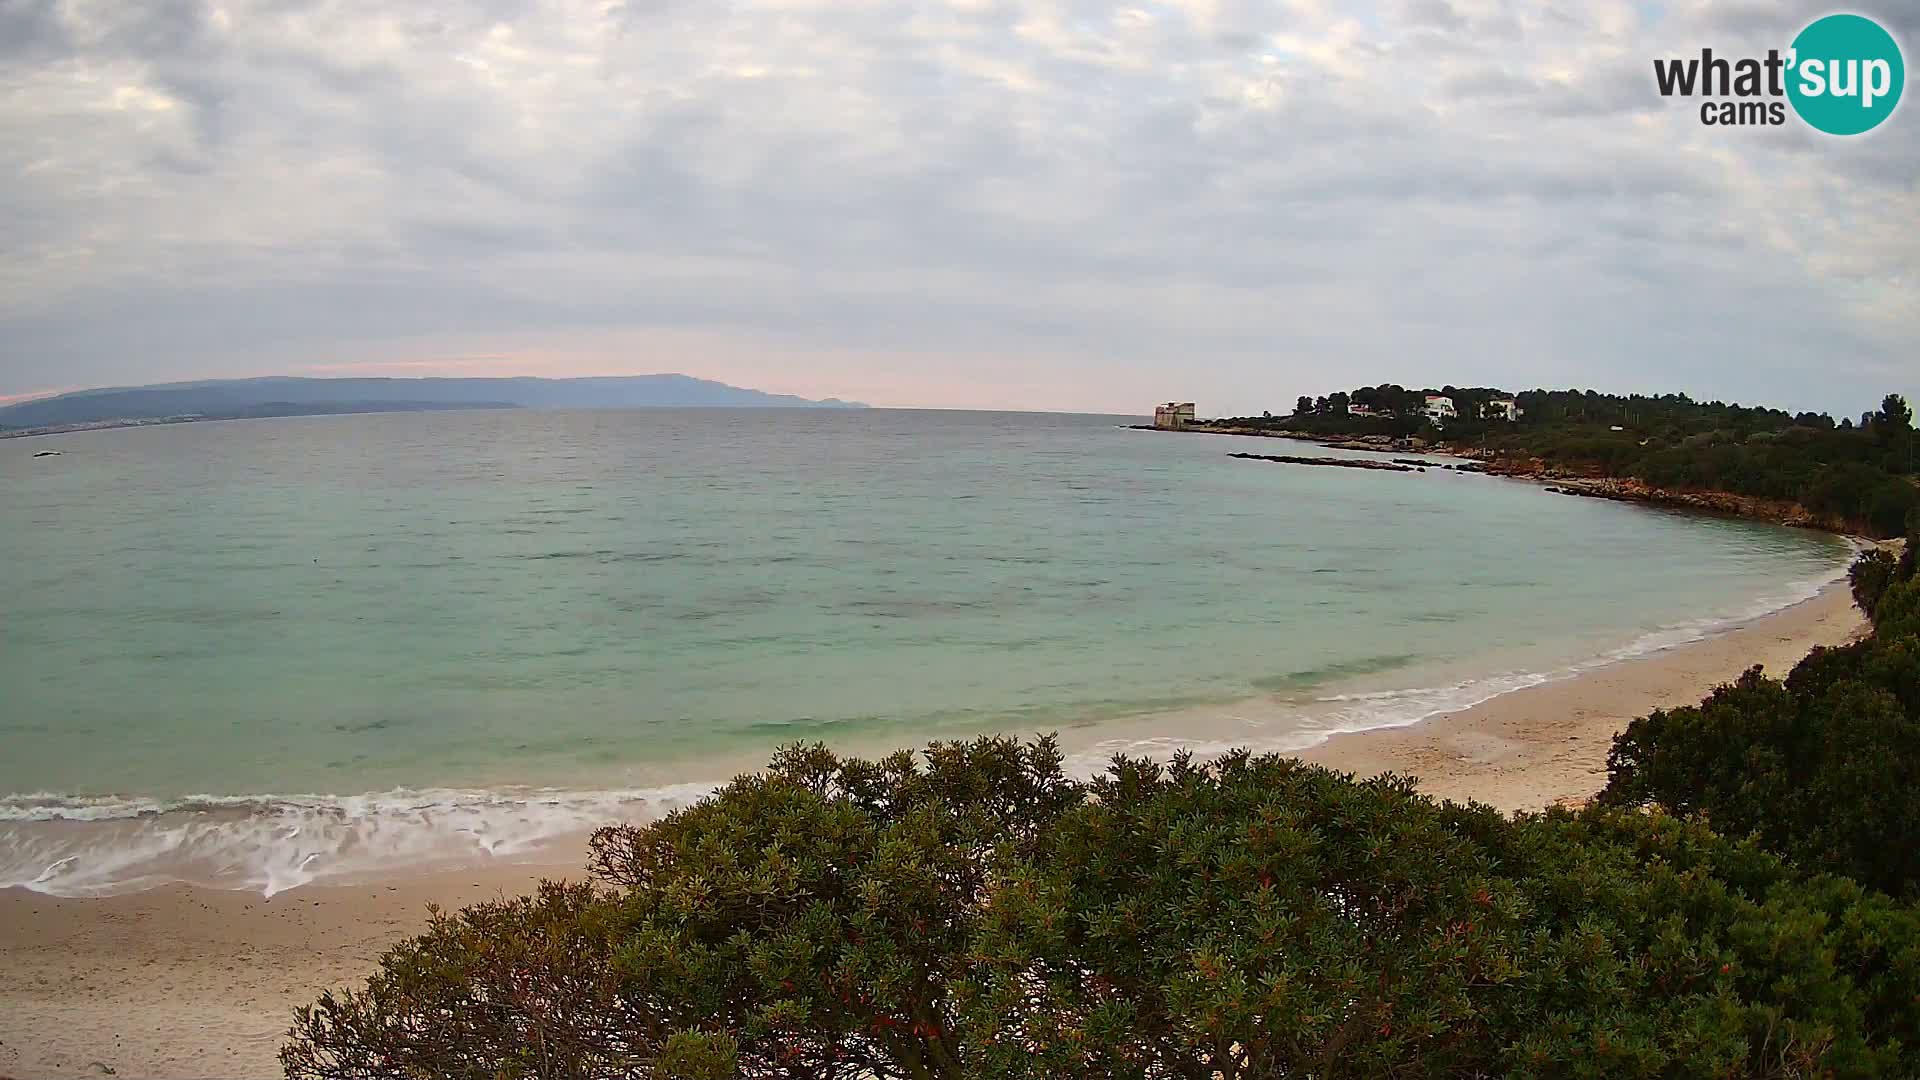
[{"xmin": 1, "ymin": 0, "xmax": 1914, "ymax": 415}]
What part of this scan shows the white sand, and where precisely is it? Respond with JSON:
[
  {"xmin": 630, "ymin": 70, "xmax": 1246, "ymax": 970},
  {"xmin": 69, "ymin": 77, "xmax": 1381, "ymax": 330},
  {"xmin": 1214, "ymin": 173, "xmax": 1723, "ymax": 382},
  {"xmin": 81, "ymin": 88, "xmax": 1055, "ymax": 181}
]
[{"xmin": 0, "ymin": 582, "xmax": 1866, "ymax": 1079}]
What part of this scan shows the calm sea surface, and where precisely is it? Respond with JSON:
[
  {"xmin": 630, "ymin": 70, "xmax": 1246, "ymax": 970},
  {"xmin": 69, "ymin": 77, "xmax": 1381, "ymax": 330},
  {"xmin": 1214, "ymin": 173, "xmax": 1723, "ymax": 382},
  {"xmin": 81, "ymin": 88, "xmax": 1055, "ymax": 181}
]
[{"xmin": 0, "ymin": 409, "xmax": 1850, "ymax": 893}]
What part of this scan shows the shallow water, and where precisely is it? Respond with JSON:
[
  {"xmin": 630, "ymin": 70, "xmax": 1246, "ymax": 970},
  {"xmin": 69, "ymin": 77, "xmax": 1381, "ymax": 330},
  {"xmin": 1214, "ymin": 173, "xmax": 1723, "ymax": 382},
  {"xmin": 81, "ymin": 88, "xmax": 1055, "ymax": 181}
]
[{"xmin": 0, "ymin": 409, "xmax": 1850, "ymax": 893}]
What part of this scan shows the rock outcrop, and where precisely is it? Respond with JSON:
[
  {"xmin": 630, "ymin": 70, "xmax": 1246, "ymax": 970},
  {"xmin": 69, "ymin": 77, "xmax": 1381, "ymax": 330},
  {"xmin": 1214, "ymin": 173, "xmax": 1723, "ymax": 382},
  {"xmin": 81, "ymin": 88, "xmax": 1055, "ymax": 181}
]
[
  {"xmin": 1229, "ymin": 453, "xmax": 1418, "ymax": 472},
  {"xmin": 1476, "ymin": 457, "xmax": 1844, "ymax": 531}
]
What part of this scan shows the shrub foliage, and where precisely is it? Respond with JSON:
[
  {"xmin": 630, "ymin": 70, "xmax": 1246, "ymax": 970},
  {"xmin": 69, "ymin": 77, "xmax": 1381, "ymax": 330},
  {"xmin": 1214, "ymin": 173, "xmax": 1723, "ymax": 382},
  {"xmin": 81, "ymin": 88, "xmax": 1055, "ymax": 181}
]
[
  {"xmin": 285, "ymin": 517, "xmax": 1920, "ymax": 1079},
  {"xmin": 1605, "ymin": 531, "xmax": 1920, "ymax": 899},
  {"xmin": 286, "ymin": 738, "xmax": 1920, "ymax": 1078}
]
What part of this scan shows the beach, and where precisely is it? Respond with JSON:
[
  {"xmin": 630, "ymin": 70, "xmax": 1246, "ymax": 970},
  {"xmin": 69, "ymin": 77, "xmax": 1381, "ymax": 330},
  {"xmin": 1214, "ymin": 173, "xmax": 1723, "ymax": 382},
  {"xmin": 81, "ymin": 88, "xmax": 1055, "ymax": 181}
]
[{"xmin": 0, "ymin": 579, "xmax": 1867, "ymax": 1080}]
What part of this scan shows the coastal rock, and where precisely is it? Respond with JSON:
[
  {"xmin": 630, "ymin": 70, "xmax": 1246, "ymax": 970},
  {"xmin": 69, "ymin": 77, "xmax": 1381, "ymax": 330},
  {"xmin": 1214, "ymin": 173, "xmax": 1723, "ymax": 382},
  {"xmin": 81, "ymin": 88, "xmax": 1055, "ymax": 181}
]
[
  {"xmin": 1229, "ymin": 452, "xmax": 1417, "ymax": 473},
  {"xmin": 1140, "ymin": 424, "xmax": 1441, "ymax": 456},
  {"xmin": 1470, "ymin": 457, "xmax": 1838, "ymax": 530},
  {"xmin": 1389, "ymin": 458, "xmax": 1487, "ymax": 473}
]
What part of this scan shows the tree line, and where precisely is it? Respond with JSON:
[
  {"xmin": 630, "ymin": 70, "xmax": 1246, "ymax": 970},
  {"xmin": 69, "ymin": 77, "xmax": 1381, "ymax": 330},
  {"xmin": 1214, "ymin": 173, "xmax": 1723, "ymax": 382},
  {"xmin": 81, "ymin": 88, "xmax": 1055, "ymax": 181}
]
[
  {"xmin": 286, "ymin": 512, "xmax": 1920, "ymax": 1078},
  {"xmin": 1219, "ymin": 386, "xmax": 1919, "ymax": 537}
]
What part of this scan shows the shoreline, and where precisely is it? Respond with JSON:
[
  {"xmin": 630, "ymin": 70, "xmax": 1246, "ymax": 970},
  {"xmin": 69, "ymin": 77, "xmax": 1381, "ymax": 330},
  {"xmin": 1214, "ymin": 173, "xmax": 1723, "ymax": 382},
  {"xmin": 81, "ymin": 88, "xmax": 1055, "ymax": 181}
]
[
  {"xmin": 0, "ymin": 579, "xmax": 1869, "ymax": 1079},
  {"xmin": 1298, "ymin": 576, "xmax": 1865, "ymax": 810},
  {"xmin": 2, "ymin": 550, "xmax": 1853, "ymax": 900},
  {"xmin": 1135, "ymin": 424, "xmax": 1871, "ymax": 538}
]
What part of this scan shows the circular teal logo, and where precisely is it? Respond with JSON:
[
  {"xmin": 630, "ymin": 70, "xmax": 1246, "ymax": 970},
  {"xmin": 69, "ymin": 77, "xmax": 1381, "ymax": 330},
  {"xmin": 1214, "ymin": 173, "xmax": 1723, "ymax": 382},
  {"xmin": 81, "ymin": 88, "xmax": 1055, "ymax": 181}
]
[{"xmin": 1787, "ymin": 14, "xmax": 1904, "ymax": 135}]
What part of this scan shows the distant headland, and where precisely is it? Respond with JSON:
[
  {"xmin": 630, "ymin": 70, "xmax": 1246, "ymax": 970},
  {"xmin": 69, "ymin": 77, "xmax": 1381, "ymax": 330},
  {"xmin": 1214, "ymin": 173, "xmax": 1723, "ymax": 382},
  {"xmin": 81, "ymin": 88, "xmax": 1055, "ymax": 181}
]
[
  {"xmin": 1134, "ymin": 384, "xmax": 1919, "ymax": 539},
  {"xmin": 0, "ymin": 374, "xmax": 870, "ymax": 438}
]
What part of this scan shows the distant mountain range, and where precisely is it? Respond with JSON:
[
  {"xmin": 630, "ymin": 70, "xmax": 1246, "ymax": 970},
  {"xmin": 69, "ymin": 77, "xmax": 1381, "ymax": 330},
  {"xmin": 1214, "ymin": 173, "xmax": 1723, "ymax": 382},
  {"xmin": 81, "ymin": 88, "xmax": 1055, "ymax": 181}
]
[{"xmin": 0, "ymin": 375, "xmax": 868, "ymax": 432}]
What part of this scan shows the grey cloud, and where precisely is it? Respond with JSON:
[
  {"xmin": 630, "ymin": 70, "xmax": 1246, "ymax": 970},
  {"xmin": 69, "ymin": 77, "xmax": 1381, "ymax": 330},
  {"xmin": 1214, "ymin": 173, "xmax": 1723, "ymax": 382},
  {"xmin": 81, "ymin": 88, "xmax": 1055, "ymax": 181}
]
[
  {"xmin": 0, "ymin": 0, "xmax": 1912, "ymax": 416},
  {"xmin": 1401, "ymin": 0, "xmax": 1468, "ymax": 32},
  {"xmin": 89, "ymin": 0, "xmax": 210, "ymax": 56},
  {"xmin": 0, "ymin": 0, "xmax": 70, "ymax": 62}
]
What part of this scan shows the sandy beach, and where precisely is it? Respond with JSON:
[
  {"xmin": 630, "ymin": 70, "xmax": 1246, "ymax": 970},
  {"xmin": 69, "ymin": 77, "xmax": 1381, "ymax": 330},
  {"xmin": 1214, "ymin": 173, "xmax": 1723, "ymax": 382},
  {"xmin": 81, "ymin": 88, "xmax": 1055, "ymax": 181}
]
[{"xmin": 0, "ymin": 581, "xmax": 1867, "ymax": 1080}]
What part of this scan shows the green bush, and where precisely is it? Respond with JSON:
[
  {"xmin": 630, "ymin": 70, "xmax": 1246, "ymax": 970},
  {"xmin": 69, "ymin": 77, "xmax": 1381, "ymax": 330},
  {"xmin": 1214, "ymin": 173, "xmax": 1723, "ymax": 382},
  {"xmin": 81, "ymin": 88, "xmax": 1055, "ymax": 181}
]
[
  {"xmin": 966, "ymin": 753, "xmax": 1919, "ymax": 1079},
  {"xmin": 1852, "ymin": 549, "xmax": 1900, "ymax": 616},
  {"xmin": 284, "ymin": 737, "xmax": 1077, "ymax": 1080},
  {"xmin": 1605, "ymin": 643, "xmax": 1920, "ymax": 898},
  {"xmin": 1869, "ymin": 481, "xmax": 1920, "ymax": 538},
  {"xmin": 1877, "ymin": 576, "xmax": 1920, "ymax": 641},
  {"xmin": 285, "ymin": 739, "xmax": 1920, "ymax": 1079},
  {"xmin": 1606, "ymin": 544, "xmax": 1920, "ymax": 898}
]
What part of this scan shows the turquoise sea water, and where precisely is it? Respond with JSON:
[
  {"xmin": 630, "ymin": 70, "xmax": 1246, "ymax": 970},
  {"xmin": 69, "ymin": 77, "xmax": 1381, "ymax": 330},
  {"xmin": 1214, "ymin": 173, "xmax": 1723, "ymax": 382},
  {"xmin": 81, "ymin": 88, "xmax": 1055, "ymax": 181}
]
[{"xmin": 0, "ymin": 409, "xmax": 1851, "ymax": 894}]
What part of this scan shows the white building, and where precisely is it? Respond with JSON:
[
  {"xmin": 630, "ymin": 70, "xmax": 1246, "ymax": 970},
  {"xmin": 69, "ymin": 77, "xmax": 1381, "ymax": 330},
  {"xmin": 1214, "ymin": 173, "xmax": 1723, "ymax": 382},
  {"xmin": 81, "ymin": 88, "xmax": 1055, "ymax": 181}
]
[
  {"xmin": 1483, "ymin": 398, "xmax": 1522, "ymax": 421},
  {"xmin": 1153, "ymin": 402, "xmax": 1197, "ymax": 430},
  {"xmin": 1349, "ymin": 403, "xmax": 1381, "ymax": 418},
  {"xmin": 1422, "ymin": 395, "xmax": 1457, "ymax": 424}
]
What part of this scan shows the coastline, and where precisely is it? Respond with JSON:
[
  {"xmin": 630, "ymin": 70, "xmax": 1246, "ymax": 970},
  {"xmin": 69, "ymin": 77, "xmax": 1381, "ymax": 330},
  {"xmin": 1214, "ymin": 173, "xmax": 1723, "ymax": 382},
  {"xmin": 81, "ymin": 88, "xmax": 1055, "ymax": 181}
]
[
  {"xmin": 1297, "ymin": 576, "xmax": 1864, "ymax": 811},
  {"xmin": 0, "ymin": 579, "xmax": 1868, "ymax": 1080},
  {"xmin": 1137, "ymin": 424, "xmax": 1874, "ymax": 537}
]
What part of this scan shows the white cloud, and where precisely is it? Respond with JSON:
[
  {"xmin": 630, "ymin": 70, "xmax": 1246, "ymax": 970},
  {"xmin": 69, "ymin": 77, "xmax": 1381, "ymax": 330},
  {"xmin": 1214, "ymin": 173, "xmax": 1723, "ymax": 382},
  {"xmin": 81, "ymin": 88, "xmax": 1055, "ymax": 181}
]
[{"xmin": 0, "ymin": 0, "xmax": 1913, "ymax": 413}]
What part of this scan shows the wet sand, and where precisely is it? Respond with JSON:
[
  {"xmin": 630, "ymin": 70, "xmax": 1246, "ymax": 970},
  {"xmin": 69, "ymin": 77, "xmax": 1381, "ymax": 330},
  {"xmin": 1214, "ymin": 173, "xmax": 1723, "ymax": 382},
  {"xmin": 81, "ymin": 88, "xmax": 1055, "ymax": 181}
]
[{"xmin": 0, "ymin": 582, "xmax": 1866, "ymax": 1079}]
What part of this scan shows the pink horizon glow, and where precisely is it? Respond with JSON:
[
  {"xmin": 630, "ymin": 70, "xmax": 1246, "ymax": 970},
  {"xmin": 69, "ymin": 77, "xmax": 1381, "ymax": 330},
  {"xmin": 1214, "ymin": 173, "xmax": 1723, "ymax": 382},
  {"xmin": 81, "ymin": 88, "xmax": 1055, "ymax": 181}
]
[
  {"xmin": 0, "ymin": 386, "xmax": 79, "ymax": 406},
  {"xmin": 3, "ymin": 329, "xmax": 1167, "ymax": 414}
]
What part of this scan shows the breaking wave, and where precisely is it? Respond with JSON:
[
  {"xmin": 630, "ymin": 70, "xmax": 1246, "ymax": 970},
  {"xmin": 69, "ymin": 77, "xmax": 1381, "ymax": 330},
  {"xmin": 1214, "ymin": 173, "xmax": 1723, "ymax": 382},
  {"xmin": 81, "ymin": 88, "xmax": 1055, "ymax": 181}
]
[
  {"xmin": 0, "ymin": 785, "xmax": 714, "ymax": 898},
  {"xmin": 2, "ymin": 559, "xmax": 1852, "ymax": 899}
]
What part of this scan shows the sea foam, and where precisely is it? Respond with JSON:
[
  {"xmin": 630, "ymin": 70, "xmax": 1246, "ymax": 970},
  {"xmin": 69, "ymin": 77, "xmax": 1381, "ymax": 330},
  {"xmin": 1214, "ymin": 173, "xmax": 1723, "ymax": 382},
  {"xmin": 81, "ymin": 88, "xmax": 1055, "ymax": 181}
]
[
  {"xmin": 2, "ymin": 561, "xmax": 1853, "ymax": 899},
  {"xmin": 0, "ymin": 785, "xmax": 714, "ymax": 897}
]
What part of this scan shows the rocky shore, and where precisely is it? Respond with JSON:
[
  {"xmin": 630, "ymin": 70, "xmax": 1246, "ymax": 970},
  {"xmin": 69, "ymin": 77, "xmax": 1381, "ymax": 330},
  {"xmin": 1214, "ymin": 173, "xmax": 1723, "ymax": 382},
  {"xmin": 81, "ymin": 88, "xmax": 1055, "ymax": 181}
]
[
  {"xmin": 1526, "ymin": 475, "xmax": 1838, "ymax": 530},
  {"xmin": 1229, "ymin": 452, "xmax": 1417, "ymax": 472},
  {"xmin": 1138, "ymin": 423, "xmax": 1858, "ymax": 536},
  {"xmin": 1133, "ymin": 424, "xmax": 1435, "ymax": 454},
  {"xmin": 1227, "ymin": 452, "xmax": 1488, "ymax": 476}
]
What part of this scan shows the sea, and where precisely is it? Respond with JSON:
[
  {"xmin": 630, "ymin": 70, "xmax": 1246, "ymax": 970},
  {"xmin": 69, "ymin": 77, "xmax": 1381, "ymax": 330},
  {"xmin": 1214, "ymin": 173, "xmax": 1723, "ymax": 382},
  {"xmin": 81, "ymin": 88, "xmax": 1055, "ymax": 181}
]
[{"xmin": 0, "ymin": 408, "xmax": 1853, "ymax": 895}]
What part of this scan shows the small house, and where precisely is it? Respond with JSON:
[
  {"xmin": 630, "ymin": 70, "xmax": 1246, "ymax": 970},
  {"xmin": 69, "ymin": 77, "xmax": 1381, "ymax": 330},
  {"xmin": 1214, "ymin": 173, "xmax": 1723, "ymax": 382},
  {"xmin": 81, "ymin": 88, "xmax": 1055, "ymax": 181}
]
[
  {"xmin": 1422, "ymin": 395, "xmax": 1457, "ymax": 424},
  {"xmin": 1483, "ymin": 398, "xmax": 1522, "ymax": 421}
]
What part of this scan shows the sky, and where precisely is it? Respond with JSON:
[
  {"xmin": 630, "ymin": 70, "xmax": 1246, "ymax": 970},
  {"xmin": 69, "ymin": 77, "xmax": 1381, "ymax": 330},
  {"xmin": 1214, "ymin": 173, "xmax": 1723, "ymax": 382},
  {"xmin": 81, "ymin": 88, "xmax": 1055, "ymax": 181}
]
[{"xmin": 0, "ymin": 0, "xmax": 1915, "ymax": 416}]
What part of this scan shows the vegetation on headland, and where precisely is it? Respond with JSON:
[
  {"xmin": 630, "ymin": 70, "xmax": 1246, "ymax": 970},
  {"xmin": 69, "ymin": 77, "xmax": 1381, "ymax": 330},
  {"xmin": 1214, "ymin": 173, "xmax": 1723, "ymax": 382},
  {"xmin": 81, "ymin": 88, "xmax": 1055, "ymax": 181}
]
[
  {"xmin": 1210, "ymin": 387, "xmax": 1919, "ymax": 537},
  {"xmin": 289, "ymin": 532, "xmax": 1920, "ymax": 1079}
]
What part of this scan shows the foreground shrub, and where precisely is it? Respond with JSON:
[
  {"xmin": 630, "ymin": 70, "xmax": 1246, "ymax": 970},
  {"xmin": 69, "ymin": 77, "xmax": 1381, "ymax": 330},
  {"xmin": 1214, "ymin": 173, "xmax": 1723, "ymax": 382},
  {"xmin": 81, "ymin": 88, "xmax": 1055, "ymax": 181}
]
[
  {"xmin": 1851, "ymin": 548, "xmax": 1899, "ymax": 616},
  {"xmin": 284, "ymin": 737, "xmax": 1077, "ymax": 1080},
  {"xmin": 285, "ymin": 740, "xmax": 1920, "ymax": 1079},
  {"xmin": 1876, "ymin": 575, "xmax": 1920, "ymax": 641},
  {"xmin": 1606, "ymin": 548, "xmax": 1920, "ymax": 897},
  {"xmin": 967, "ymin": 754, "xmax": 1920, "ymax": 1078}
]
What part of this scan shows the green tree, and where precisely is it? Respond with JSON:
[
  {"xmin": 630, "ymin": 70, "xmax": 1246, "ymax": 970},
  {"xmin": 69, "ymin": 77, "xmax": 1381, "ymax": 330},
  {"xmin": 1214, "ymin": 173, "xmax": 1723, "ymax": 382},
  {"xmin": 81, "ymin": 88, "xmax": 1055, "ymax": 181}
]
[
  {"xmin": 1605, "ymin": 548, "xmax": 1920, "ymax": 896},
  {"xmin": 1878, "ymin": 394, "xmax": 1912, "ymax": 435},
  {"xmin": 1852, "ymin": 548, "xmax": 1900, "ymax": 616},
  {"xmin": 1294, "ymin": 395, "xmax": 1313, "ymax": 418},
  {"xmin": 1901, "ymin": 508, "xmax": 1919, "ymax": 579},
  {"xmin": 969, "ymin": 755, "xmax": 1920, "ymax": 1078},
  {"xmin": 1441, "ymin": 388, "xmax": 1920, "ymax": 535},
  {"xmin": 1879, "ymin": 393, "xmax": 1915, "ymax": 474},
  {"xmin": 285, "ymin": 738, "xmax": 1076, "ymax": 1080},
  {"xmin": 287, "ymin": 740, "xmax": 1920, "ymax": 1079}
]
